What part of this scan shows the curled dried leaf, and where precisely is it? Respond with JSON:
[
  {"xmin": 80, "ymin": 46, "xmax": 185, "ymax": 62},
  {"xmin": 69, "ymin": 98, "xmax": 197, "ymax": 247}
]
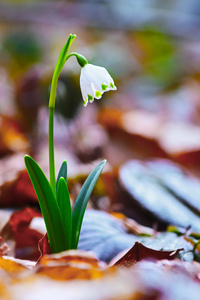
[{"xmin": 114, "ymin": 242, "xmax": 183, "ymax": 267}]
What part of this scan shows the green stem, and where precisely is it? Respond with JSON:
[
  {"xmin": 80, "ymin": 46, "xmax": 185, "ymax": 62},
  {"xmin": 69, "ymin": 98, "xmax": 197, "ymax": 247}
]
[
  {"xmin": 48, "ymin": 75, "xmax": 58, "ymax": 196},
  {"xmin": 49, "ymin": 34, "xmax": 76, "ymax": 108},
  {"xmin": 48, "ymin": 34, "xmax": 76, "ymax": 194},
  {"xmin": 49, "ymin": 105, "xmax": 56, "ymax": 195},
  {"xmin": 66, "ymin": 52, "xmax": 88, "ymax": 67}
]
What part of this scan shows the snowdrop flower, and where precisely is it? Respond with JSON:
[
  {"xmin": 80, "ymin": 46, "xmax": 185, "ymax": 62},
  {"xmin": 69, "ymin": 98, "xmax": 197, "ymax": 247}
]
[{"xmin": 80, "ymin": 63, "xmax": 117, "ymax": 106}]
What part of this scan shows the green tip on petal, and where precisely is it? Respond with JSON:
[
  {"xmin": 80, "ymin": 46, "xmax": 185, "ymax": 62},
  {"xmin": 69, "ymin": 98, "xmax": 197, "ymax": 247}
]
[
  {"xmin": 110, "ymin": 82, "xmax": 115, "ymax": 89},
  {"xmin": 95, "ymin": 91, "xmax": 101, "ymax": 98},
  {"xmin": 83, "ymin": 96, "xmax": 88, "ymax": 106},
  {"xmin": 101, "ymin": 84, "xmax": 108, "ymax": 91},
  {"xmin": 88, "ymin": 94, "xmax": 93, "ymax": 101}
]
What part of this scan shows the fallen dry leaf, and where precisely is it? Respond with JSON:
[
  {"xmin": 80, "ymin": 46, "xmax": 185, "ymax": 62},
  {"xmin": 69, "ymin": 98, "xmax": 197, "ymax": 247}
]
[
  {"xmin": 2, "ymin": 254, "xmax": 199, "ymax": 300},
  {"xmin": 0, "ymin": 115, "xmax": 29, "ymax": 156},
  {"xmin": 9, "ymin": 207, "xmax": 42, "ymax": 260},
  {"xmin": 38, "ymin": 233, "xmax": 51, "ymax": 259},
  {"xmin": 110, "ymin": 212, "xmax": 154, "ymax": 236},
  {"xmin": 36, "ymin": 250, "xmax": 107, "ymax": 281},
  {"xmin": 0, "ymin": 256, "xmax": 29, "ymax": 274},
  {"xmin": 118, "ymin": 159, "xmax": 200, "ymax": 231},
  {"xmin": 0, "ymin": 153, "xmax": 38, "ymax": 207},
  {"xmin": 114, "ymin": 242, "xmax": 183, "ymax": 267},
  {"xmin": 0, "ymin": 236, "xmax": 9, "ymax": 256}
]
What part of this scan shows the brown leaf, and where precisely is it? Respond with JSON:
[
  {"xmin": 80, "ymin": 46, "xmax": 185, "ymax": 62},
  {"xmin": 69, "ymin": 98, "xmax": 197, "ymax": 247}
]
[
  {"xmin": 110, "ymin": 212, "xmax": 154, "ymax": 236},
  {"xmin": 0, "ymin": 236, "xmax": 10, "ymax": 256},
  {"xmin": 0, "ymin": 115, "xmax": 29, "ymax": 156},
  {"xmin": 36, "ymin": 250, "xmax": 106, "ymax": 281},
  {"xmin": 114, "ymin": 242, "xmax": 182, "ymax": 267},
  {"xmin": 118, "ymin": 159, "xmax": 200, "ymax": 231},
  {"xmin": 9, "ymin": 207, "xmax": 43, "ymax": 260},
  {"xmin": 98, "ymin": 108, "xmax": 168, "ymax": 167},
  {"xmin": 0, "ymin": 154, "xmax": 38, "ymax": 207},
  {"xmin": 38, "ymin": 233, "xmax": 51, "ymax": 260},
  {"xmin": 0, "ymin": 256, "xmax": 29, "ymax": 274}
]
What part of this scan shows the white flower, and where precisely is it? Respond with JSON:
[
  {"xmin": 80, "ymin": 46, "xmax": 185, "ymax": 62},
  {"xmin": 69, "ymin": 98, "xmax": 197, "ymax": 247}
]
[{"xmin": 80, "ymin": 63, "xmax": 117, "ymax": 106}]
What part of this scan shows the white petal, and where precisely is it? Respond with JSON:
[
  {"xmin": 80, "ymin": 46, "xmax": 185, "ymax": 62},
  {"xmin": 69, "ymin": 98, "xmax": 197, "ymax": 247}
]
[
  {"xmin": 80, "ymin": 63, "xmax": 116, "ymax": 105},
  {"xmin": 80, "ymin": 70, "xmax": 95, "ymax": 105}
]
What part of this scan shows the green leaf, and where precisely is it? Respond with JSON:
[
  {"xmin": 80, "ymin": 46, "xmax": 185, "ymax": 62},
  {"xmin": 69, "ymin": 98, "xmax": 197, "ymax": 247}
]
[
  {"xmin": 71, "ymin": 159, "xmax": 106, "ymax": 249},
  {"xmin": 24, "ymin": 155, "xmax": 66, "ymax": 253},
  {"xmin": 54, "ymin": 34, "xmax": 76, "ymax": 79},
  {"xmin": 57, "ymin": 177, "xmax": 72, "ymax": 249},
  {"xmin": 56, "ymin": 161, "xmax": 67, "ymax": 192}
]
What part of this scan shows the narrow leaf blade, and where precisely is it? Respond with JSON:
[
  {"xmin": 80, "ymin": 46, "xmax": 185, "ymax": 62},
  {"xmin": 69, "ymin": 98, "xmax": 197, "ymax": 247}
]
[
  {"xmin": 24, "ymin": 155, "xmax": 66, "ymax": 253},
  {"xmin": 71, "ymin": 160, "xmax": 106, "ymax": 249},
  {"xmin": 54, "ymin": 34, "xmax": 76, "ymax": 78},
  {"xmin": 56, "ymin": 161, "xmax": 67, "ymax": 192},
  {"xmin": 57, "ymin": 177, "xmax": 72, "ymax": 249}
]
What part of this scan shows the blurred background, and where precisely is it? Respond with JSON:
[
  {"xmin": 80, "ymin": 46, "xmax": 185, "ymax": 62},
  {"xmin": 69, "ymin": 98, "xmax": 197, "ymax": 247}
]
[
  {"xmin": 1, "ymin": 0, "xmax": 200, "ymax": 224},
  {"xmin": 1, "ymin": 0, "xmax": 200, "ymax": 262},
  {"xmin": 0, "ymin": 0, "xmax": 200, "ymax": 165}
]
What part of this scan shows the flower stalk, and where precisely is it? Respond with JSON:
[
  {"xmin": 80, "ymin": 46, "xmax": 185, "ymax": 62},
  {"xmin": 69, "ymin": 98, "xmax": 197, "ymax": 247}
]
[
  {"xmin": 24, "ymin": 33, "xmax": 116, "ymax": 254},
  {"xmin": 49, "ymin": 106, "xmax": 56, "ymax": 195},
  {"xmin": 48, "ymin": 34, "xmax": 76, "ymax": 195}
]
